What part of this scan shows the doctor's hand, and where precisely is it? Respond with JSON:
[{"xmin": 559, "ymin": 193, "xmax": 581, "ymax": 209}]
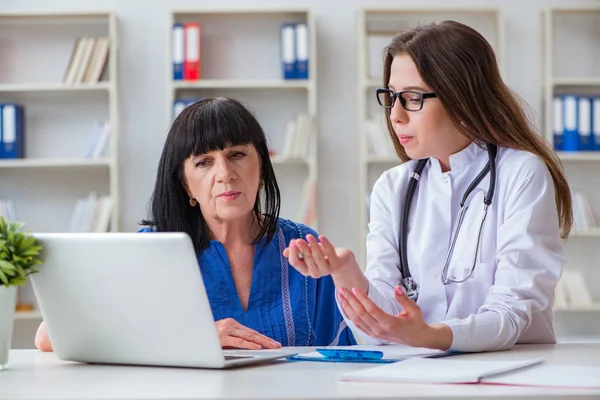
[
  {"xmin": 216, "ymin": 318, "xmax": 282, "ymax": 350},
  {"xmin": 34, "ymin": 321, "xmax": 54, "ymax": 352},
  {"xmin": 283, "ymin": 234, "xmax": 358, "ymax": 279},
  {"xmin": 337, "ymin": 286, "xmax": 453, "ymax": 350}
]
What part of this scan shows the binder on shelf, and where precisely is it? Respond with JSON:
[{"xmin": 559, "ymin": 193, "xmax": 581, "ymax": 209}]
[
  {"xmin": 173, "ymin": 99, "xmax": 198, "ymax": 120},
  {"xmin": 557, "ymin": 269, "xmax": 594, "ymax": 308},
  {"xmin": 172, "ymin": 24, "xmax": 184, "ymax": 80},
  {"xmin": 1, "ymin": 104, "xmax": 25, "ymax": 159},
  {"xmin": 578, "ymin": 97, "xmax": 593, "ymax": 151},
  {"xmin": 63, "ymin": 37, "xmax": 109, "ymax": 84},
  {"xmin": 183, "ymin": 23, "xmax": 201, "ymax": 81},
  {"xmin": 0, "ymin": 104, "xmax": 3, "ymax": 159},
  {"xmin": 552, "ymin": 97, "xmax": 563, "ymax": 151},
  {"xmin": 69, "ymin": 193, "xmax": 113, "ymax": 233},
  {"xmin": 561, "ymin": 95, "xmax": 578, "ymax": 152},
  {"xmin": 281, "ymin": 23, "xmax": 296, "ymax": 80},
  {"xmin": 63, "ymin": 38, "xmax": 86, "ymax": 84},
  {"xmin": 593, "ymin": 97, "xmax": 600, "ymax": 151},
  {"xmin": 74, "ymin": 37, "xmax": 96, "ymax": 84},
  {"xmin": 84, "ymin": 37, "xmax": 110, "ymax": 84},
  {"xmin": 295, "ymin": 23, "xmax": 309, "ymax": 80},
  {"xmin": 83, "ymin": 121, "xmax": 110, "ymax": 159}
]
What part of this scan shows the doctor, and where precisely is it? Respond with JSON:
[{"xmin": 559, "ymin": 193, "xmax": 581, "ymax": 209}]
[{"xmin": 284, "ymin": 21, "xmax": 572, "ymax": 352}]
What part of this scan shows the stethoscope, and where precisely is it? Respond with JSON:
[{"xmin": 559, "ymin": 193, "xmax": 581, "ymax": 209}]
[{"xmin": 399, "ymin": 144, "xmax": 498, "ymax": 302}]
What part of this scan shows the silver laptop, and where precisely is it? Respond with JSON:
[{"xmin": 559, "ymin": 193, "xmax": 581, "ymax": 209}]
[{"xmin": 29, "ymin": 232, "xmax": 297, "ymax": 368}]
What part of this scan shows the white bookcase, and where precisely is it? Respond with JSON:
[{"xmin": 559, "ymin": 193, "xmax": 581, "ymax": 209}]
[
  {"xmin": 355, "ymin": 7, "xmax": 505, "ymax": 270},
  {"xmin": 168, "ymin": 7, "xmax": 318, "ymax": 231},
  {"xmin": 0, "ymin": 12, "xmax": 120, "ymax": 347},
  {"xmin": 541, "ymin": 7, "xmax": 600, "ymax": 337}
]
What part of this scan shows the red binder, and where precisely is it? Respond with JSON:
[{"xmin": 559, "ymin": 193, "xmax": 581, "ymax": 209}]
[{"xmin": 184, "ymin": 23, "xmax": 200, "ymax": 80}]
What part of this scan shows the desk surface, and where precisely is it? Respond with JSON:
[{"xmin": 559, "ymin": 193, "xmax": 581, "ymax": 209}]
[{"xmin": 1, "ymin": 344, "xmax": 600, "ymax": 400}]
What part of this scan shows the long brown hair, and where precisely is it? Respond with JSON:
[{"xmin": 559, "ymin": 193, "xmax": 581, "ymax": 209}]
[{"xmin": 382, "ymin": 20, "xmax": 572, "ymax": 239}]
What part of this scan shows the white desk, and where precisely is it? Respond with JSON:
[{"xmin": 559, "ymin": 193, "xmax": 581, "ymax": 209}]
[{"xmin": 1, "ymin": 344, "xmax": 600, "ymax": 400}]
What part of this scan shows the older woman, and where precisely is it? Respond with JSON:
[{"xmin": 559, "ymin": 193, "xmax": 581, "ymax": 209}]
[{"xmin": 35, "ymin": 97, "xmax": 355, "ymax": 351}]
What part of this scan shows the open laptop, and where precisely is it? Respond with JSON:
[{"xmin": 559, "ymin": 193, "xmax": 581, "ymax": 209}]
[{"xmin": 29, "ymin": 232, "xmax": 297, "ymax": 368}]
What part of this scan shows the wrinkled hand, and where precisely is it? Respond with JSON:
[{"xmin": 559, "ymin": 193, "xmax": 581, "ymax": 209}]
[
  {"xmin": 35, "ymin": 321, "xmax": 53, "ymax": 352},
  {"xmin": 216, "ymin": 318, "xmax": 281, "ymax": 350},
  {"xmin": 337, "ymin": 285, "xmax": 441, "ymax": 348},
  {"xmin": 283, "ymin": 234, "xmax": 356, "ymax": 279}
]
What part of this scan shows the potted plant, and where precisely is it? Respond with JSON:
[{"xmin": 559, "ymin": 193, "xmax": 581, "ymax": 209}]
[{"xmin": 0, "ymin": 216, "xmax": 43, "ymax": 371}]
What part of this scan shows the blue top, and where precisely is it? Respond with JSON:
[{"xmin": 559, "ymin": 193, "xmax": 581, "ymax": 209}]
[{"xmin": 139, "ymin": 218, "xmax": 355, "ymax": 346}]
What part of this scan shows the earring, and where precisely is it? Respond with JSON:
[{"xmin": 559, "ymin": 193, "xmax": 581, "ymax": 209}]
[
  {"xmin": 259, "ymin": 180, "xmax": 264, "ymax": 190},
  {"xmin": 189, "ymin": 197, "xmax": 198, "ymax": 207}
]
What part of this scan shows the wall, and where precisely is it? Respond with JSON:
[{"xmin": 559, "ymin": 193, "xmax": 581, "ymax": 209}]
[{"xmin": 0, "ymin": 0, "xmax": 596, "ymax": 251}]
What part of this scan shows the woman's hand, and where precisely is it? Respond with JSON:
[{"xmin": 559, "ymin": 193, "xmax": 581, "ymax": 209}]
[
  {"xmin": 216, "ymin": 318, "xmax": 282, "ymax": 350},
  {"xmin": 34, "ymin": 321, "xmax": 53, "ymax": 352},
  {"xmin": 337, "ymin": 285, "xmax": 453, "ymax": 350},
  {"xmin": 283, "ymin": 234, "xmax": 356, "ymax": 279}
]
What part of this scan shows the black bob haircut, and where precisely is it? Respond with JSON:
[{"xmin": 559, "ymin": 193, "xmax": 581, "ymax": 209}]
[{"xmin": 141, "ymin": 97, "xmax": 281, "ymax": 252}]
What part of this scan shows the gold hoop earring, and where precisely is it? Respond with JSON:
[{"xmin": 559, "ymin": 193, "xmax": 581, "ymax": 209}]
[{"xmin": 189, "ymin": 197, "xmax": 198, "ymax": 207}]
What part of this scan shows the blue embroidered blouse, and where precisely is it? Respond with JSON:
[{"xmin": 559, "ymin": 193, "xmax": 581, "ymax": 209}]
[{"xmin": 140, "ymin": 218, "xmax": 355, "ymax": 346}]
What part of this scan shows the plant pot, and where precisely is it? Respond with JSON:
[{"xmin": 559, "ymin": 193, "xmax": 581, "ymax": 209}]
[{"xmin": 0, "ymin": 285, "xmax": 17, "ymax": 371}]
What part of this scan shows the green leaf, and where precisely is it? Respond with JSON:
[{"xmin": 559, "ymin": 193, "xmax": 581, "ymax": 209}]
[
  {"xmin": 19, "ymin": 248, "xmax": 42, "ymax": 257},
  {"xmin": 0, "ymin": 270, "xmax": 8, "ymax": 285},
  {"xmin": 9, "ymin": 276, "xmax": 26, "ymax": 286},
  {"xmin": 17, "ymin": 236, "xmax": 35, "ymax": 252},
  {"xmin": 3, "ymin": 269, "xmax": 15, "ymax": 276},
  {"xmin": 0, "ymin": 259, "xmax": 15, "ymax": 270}
]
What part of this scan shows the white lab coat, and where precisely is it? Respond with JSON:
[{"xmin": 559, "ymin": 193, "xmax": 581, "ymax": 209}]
[{"xmin": 347, "ymin": 141, "xmax": 564, "ymax": 352}]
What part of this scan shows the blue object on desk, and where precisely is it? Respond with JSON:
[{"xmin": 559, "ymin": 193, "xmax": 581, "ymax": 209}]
[
  {"xmin": 318, "ymin": 348, "xmax": 383, "ymax": 360},
  {"xmin": 287, "ymin": 348, "xmax": 398, "ymax": 364}
]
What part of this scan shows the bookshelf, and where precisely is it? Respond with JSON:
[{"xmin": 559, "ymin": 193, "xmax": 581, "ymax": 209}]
[
  {"xmin": 540, "ymin": 7, "xmax": 600, "ymax": 326},
  {"xmin": 0, "ymin": 12, "xmax": 120, "ymax": 347},
  {"xmin": 167, "ymin": 7, "xmax": 318, "ymax": 231},
  {"xmin": 356, "ymin": 7, "xmax": 505, "ymax": 269}
]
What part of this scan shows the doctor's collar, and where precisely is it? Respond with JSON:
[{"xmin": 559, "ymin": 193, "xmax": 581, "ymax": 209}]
[{"xmin": 429, "ymin": 141, "xmax": 487, "ymax": 175}]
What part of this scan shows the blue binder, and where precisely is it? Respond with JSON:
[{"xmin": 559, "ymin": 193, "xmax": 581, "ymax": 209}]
[
  {"xmin": 1, "ymin": 104, "xmax": 25, "ymax": 159},
  {"xmin": 552, "ymin": 97, "xmax": 563, "ymax": 151},
  {"xmin": 172, "ymin": 24, "xmax": 184, "ymax": 80},
  {"xmin": 593, "ymin": 97, "xmax": 600, "ymax": 152},
  {"xmin": 0, "ymin": 104, "xmax": 3, "ymax": 159},
  {"xmin": 281, "ymin": 23, "xmax": 296, "ymax": 79},
  {"xmin": 562, "ymin": 95, "xmax": 579, "ymax": 152},
  {"xmin": 295, "ymin": 23, "xmax": 309, "ymax": 79},
  {"xmin": 578, "ymin": 97, "xmax": 593, "ymax": 151}
]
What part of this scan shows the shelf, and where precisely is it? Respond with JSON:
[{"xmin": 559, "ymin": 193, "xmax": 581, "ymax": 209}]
[
  {"xmin": 547, "ymin": 6, "xmax": 600, "ymax": 13},
  {"xmin": 362, "ymin": 6, "xmax": 502, "ymax": 14},
  {"xmin": 554, "ymin": 304, "xmax": 600, "ymax": 312},
  {"xmin": 14, "ymin": 310, "xmax": 42, "ymax": 320},
  {"xmin": 570, "ymin": 228, "xmax": 600, "ymax": 237},
  {"xmin": 0, "ymin": 158, "xmax": 112, "ymax": 169},
  {"xmin": 173, "ymin": 79, "xmax": 311, "ymax": 90},
  {"xmin": 551, "ymin": 77, "xmax": 600, "ymax": 87},
  {"xmin": 0, "ymin": 82, "xmax": 113, "ymax": 93},
  {"xmin": 173, "ymin": 7, "xmax": 310, "ymax": 16},
  {"xmin": 556, "ymin": 152, "xmax": 600, "ymax": 161}
]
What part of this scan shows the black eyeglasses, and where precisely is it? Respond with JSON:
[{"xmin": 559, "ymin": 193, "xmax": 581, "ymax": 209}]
[{"xmin": 376, "ymin": 88, "xmax": 438, "ymax": 111}]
